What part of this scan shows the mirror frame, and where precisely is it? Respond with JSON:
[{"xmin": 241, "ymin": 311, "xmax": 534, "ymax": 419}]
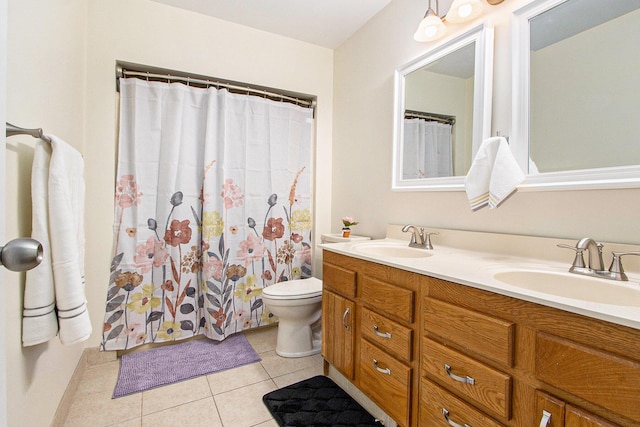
[
  {"xmin": 392, "ymin": 23, "xmax": 494, "ymax": 191},
  {"xmin": 512, "ymin": 0, "xmax": 640, "ymax": 191}
]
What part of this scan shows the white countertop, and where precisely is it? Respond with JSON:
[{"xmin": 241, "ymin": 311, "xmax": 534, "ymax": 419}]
[{"xmin": 320, "ymin": 228, "xmax": 640, "ymax": 331}]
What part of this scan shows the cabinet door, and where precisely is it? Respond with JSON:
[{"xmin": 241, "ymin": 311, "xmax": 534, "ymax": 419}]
[
  {"xmin": 535, "ymin": 390, "xmax": 565, "ymax": 427},
  {"xmin": 535, "ymin": 391, "xmax": 619, "ymax": 427},
  {"xmin": 322, "ymin": 290, "xmax": 355, "ymax": 379},
  {"xmin": 536, "ymin": 332, "xmax": 640, "ymax": 423},
  {"xmin": 565, "ymin": 405, "xmax": 618, "ymax": 427}
]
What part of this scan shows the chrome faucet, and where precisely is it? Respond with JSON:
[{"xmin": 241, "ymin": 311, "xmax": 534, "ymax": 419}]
[
  {"xmin": 401, "ymin": 224, "xmax": 438, "ymax": 250},
  {"xmin": 576, "ymin": 237, "xmax": 605, "ymax": 272},
  {"xmin": 558, "ymin": 238, "xmax": 640, "ymax": 281}
]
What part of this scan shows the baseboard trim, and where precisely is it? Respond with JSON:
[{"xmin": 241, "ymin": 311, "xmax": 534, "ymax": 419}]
[{"xmin": 50, "ymin": 347, "xmax": 117, "ymax": 427}]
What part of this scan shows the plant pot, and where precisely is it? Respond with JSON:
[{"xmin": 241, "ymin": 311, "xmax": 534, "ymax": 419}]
[{"xmin": 342, "ymin": 228, "xmax": 351, "ymax": 238}]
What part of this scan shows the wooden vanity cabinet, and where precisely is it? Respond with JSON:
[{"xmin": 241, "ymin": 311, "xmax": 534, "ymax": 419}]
[
  {"xmin": 424, "ymin": 277, "xmax": 640, "ymax": 427},
  {"xmin": 321, "ymin": 251, "xmax": 423, "ymax": 427},
  {"xmin": 322, "ymin": 251, "xmax": 640, "ymax": 427},
  {"xmin": 322, "ymin": 257, "xmax": 357, "ymax": 380}
]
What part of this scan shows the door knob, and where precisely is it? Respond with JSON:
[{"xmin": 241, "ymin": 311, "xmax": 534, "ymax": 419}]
[{"xmin": 0, "ymin": 238, "xmax": 43, "ymax": 272}]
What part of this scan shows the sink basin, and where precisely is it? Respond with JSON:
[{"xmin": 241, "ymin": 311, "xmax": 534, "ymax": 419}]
[
  {"xmin": 492, "ymin": 269, "xmax": 640, "ymax": 306},
  {"xmin": 351, "ymin": 242, "xmax": 433, "ymax": 259}
]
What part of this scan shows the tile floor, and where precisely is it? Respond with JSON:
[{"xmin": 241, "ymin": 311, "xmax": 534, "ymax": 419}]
[{"xmin": 61, "ymin": 326, "xmax": 324, "ymax": 427}]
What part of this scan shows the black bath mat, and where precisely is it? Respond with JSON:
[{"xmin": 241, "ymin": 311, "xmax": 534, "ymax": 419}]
[{"xmin": 262, "ymin": 375, "xmax": 383, "ymax": 427}]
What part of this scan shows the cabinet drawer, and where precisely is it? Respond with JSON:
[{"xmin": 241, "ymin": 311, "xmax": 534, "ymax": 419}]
[
  {"xmin": 422, "ymin": 337, "xmax": 511, "ymax": 419},
  {"xmin": 535, "ymin": 390, "xmax": 619, "ymax": 427},
  {"xmin": 424, "ymin": 297, "xmax": 514, "ymax": 367},
  {"xmin": 361, "ymin": 307, "xmax": 413, "ymax": 362},
  {"xmin": 535, "ymin": 332, "xmax": 640, "ymax": 423},
  {"xmin": 361, "ymin": 276, "xmax": 414, "ymax": 323},
  {"xmin": 322, "ymin": 262, "xmax": 356, "ymax": 298},
  {"xmin": 360, "ymin": 339, "xmax": 411, "ymax": 426},
  {"xmin": 420, "ymin": 379, "xmax": 505, "ymax": 427}
]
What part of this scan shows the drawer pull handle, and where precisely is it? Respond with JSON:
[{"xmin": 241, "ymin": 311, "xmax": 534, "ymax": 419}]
[
  {"xmin": 444, "ymin": 364, "xmax": 475, "ymax": 385},
  {"xmin": 373, "ymin": 359, "xmax": 391, "ymax": 375},
  {"xmin": 373, "ymin": 325, "xmax": 392, "ymax": 339},
  {"xmin": 442, "ymin": 408, "xmax": 471, "ymax": 427},
  {"xmin": 342, "ymin": 308, "xmax": 351, "ymax": 331},
  {"xmin": 539, "ymin": 410, "xmax": 552, "ymax": 427}
]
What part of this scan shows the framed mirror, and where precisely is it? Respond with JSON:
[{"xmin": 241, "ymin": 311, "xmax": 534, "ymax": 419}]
[
  {"xmin": 392, "ymin": 23, "xmax": 494, "ymax": 191},
  {"xmin": 512, "ymin": 0, "xmax": 640, "ymax": 190}
]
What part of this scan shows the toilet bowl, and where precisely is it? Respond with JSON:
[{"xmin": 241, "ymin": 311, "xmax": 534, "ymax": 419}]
[{"xmin": 262, "ymin": 277, "xmax": 323, "ymax": 358}]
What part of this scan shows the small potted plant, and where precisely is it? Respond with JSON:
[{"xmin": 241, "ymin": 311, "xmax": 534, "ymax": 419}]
[{"xmin": 341, "ymin": 216, "xmax": 359, "ymax": 238}]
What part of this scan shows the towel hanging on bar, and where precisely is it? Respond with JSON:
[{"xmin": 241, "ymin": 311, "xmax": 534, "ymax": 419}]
[{"xmin": 5, "ymin": 122, "xmax": 52, "ymax": 143}]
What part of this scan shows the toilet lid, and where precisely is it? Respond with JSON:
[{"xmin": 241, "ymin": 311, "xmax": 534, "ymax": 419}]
[{"xmin": 263, "ymin": 277, "xmax": 322, "ymax": 299}]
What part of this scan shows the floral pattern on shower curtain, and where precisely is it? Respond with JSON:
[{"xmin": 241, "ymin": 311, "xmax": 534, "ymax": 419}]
[{"xmin": 101, "ymin": 78, "xmax": 314, "ymax": 351}]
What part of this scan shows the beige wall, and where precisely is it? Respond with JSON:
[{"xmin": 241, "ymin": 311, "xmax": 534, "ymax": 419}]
[
  {"xmin": 332, "ymin": 0, "xmax": 640, "ymax": 244},
  {"xmin": 6, "ymin": 1, "xmax": 87, "ymax": 426},
  {"xmin": 1, "ymin": 0, "xmax": 8, "ymax": 424},
  {"xmin": 6, "ymin": 0, "xmax": 333, "ymax": 425}
]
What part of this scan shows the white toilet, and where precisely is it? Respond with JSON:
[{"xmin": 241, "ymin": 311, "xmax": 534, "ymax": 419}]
[{"xmin": 262, "ymin": 277, "xmax": 323, "ymax": 358}]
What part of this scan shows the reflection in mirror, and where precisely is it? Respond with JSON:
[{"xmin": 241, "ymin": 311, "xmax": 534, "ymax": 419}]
[
  {"xmin": 404, "ymin": 41, "xmax": 474, "ymax": 178},
  {"xmin": 512, "ymin": 0, "xmax": 640, "ymax": 189},
  {"xmin": 403, "ymin": 111, "xmax": 455, "ymax": 179},
  {"xmin": 393, "ymin": 24, "xmax": 494, "ymax": 191}
]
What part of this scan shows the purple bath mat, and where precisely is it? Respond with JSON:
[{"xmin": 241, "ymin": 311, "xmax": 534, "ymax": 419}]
[{"xmin": 113, "ymin": 334, "xmax": 261, "ymax": 398}]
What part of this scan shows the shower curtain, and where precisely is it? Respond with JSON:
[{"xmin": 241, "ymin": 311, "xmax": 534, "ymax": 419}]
[
  {"xmin": 101, "ymin": 78, "xmax": 314, "ymax": 351},
  {"xmin": 403, "ymin": 118, "xmax": 453, "ymax": 178}
]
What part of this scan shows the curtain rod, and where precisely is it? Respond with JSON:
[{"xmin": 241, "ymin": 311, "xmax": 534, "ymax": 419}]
[
  {"xmin": 116, "ymin": 62, "xmax": 316, "ymax": 109},
  {"xmin": 5, "ymin": 122, "xmax": 52, "ymax": 143},
  {"xmin": 404, "ymin": 110, "xmax": 456, "ymax": 126}
]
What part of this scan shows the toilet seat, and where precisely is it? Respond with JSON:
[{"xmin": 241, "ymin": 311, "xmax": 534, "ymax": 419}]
[{"xmin": 262, "ymin": 277, "xmax": 322, "ymax": 300}]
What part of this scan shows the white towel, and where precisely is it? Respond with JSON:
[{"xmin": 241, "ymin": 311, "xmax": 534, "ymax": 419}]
[
  {"xmin": 23, "ymin": 135, "xmax": 91, "ymax": 346},
  {"xmin": 23, "ymin": 141, "xmax": 58, "ymax": 346},
  {"xmin": 464, "ymin": 137, "xmax": 525, "ymax": 210}
]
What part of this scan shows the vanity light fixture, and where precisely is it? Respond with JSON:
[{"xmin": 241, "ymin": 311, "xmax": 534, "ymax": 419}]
[{"xmin": 414, "ymin": 0, "xmax": 504, "ymax": 42}]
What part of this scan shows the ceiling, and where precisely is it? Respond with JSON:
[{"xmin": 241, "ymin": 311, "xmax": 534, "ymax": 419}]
[{"xmin": 150, "ymin": 0, "xmax": 393, "ymax": 49}]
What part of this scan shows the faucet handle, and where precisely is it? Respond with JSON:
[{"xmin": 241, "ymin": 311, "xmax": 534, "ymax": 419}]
[
  {"xmin": 608, "ymin": 251, "xmax": 640, "ymax": 281},
  {"xmin": 423, "ymin": 231, "xmax": 439, "ymax": 250},
  {"xmin": 557, "ymin": 244, "xmax": 586, "ymax": 270}
]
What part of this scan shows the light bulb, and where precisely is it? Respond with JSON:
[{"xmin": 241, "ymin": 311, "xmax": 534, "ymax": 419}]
[
  {"xmin": 458, "ymin": 4, "xmax": 472, "ymax": 18},
  {"xmin": 446, "ymin": 0, "xmax": 483, "ymax": 23},
  {"xmin": 414, "ymin": 10, "xmax": 446, "ymax": 42}
]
